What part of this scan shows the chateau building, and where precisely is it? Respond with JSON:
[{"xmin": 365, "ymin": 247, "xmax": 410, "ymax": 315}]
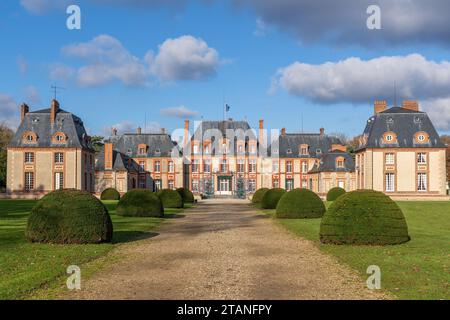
[
  {"xmin": 94, "ymin": 127, "xmax": 184, "ymax": 195},
  {"xmin": 355, "ymin": 100, "xmax": 447, "ymax": 198},
  {"xmin": 7, "ymin": 99, "xmax": 95, "ymax": 198},
  {"xmin": 6, "ymin": 98, "xmax": 447, "ymax": 199}
]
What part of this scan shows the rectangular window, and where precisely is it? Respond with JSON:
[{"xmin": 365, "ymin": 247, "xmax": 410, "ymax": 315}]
[
  {"xmin": 272, "ymin": 161, "xmax": 279, "ymax": 173},
  {"xmin": 25, "ymin": 152, "xmax": 34, "ymax": 163},
  {"xmin": 191, "ymin": 160, "xmax": 199, "ymax": 173},
  {"xmin": 286, "ymin": 161, "xmax": 292, "ymax": 173},
  {"xmin": 139, "ymin": 161, "xmax": 145, "ymax": 173},
  {"xmin": 238, "ymin": 144, "xmax": 244, "ymax": 154},
  {"xmin": 139, "ymin": 178, "xmax": 146, "ymax": 188},
  {"xmin": 192, "ymin": 179, "xmax": 199, "ymax": 193},
  {"xmin": 417, "ymin": 153, "xmax": 427, "ymax": 164},
  {"xmin": 302, "ymin": 162, "xmax": 308, "ymax": 173},
  {"xmin": 272, "ymin": 179, "xmax": 279, "ymax": 188},
  {"xmin": 417, "ymin": 173, "xmax": 427, "ymax": 191},
  {"xmin": 237, "ymin": 159, "xmax": 245, "ymax": 173},
  {"xmin": 154, "ymin": 161, "xmax": 161, "ymax": 173},
  {"xmin": 193, "ymin": 144, "xmax": 199, "ymax": 154},
  {"xmin": 54, "ymin": 152, "xmax": 64, "ymax": 164},
  {"xmin": 385, "ymin": 153, "xmax": 395, "ymax": 165},
  {"xmin": 168, "ymin": 161, "xmax": 174, "ymax": 173},
  {"xmin": 300, "ymin": 147, "xmax": 308, "ymax": 155},
  {"xmin": 168, "ymin": 180, "xmax": 174, "ymax": 190},
  {"xmin": 25, "ymin": 172, "xmax": 34, "ymax": 191},
  {"xmin": 220, "ymin": 159, "xmax": 227, "ymax": 173},
  {"xmin": 286, "ymin": 179, "xmax": 294, "ymax": 191},
  {"xmin": 385, "ymin": 173, "xmax": 395, "ymax": 192},
  {"xmin": 248, "ymin": 160, "xmax": 257, "ymax": 173},
  {"xmin": 154, "ymin": 179, "xmax": 162, "ymax": 191},
  {"xmin": 250, "ymin": 144, "xmax": 256, "ymax": 154},
  {"xmin": 203, "ymin": 160, "xmax": 211, "ymax": 173},
  {"xmin": 248, "ymin": 179, "xmax": 256, "ymax": 192},
  {"xmin": 204, "ymin": 144, "xmax": 210, "ymax": 155}
]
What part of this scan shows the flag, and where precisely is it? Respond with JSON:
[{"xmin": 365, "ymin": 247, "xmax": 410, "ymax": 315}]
[{"xmin": 225, "ymin": 104, "xmax": 230, "ymax": 112}]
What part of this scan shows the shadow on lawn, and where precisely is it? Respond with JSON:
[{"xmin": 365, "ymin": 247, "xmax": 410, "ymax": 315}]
[{"xmin": 112, "ymin": 231, "xmax": 159, "ymax": 244}]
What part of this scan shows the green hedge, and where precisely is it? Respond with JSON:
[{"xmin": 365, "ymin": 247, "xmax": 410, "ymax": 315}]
[
  {"xmin": 117, "ymin": 189, "xmax": 164, "ymax": 217},
  {"xmin": 26, "ymin": 189, "xmax": 113, "ymax": 244},
  {"xmin": 276, "ymin": 188, "xmax": 325, "ymax": 218},
  {"xmin": 252, "ymin": 188, "xmax": 269, "ymax": 204},
  {"xmin": 100, "ymin": 188, "xmax": 120, "ymax": 200},
  {"xmin": 326, "ymin": 187, "xmax": 346, "ymax": 201},
  {"xmin": 176, "ymin": 188, "xmax": 195, "ymax": 203},
  {"xmin": 320, "ymin": 190, "xmax": 410, "ymax": 245},
  {"xmin": 157, "ymin": 189, "xmax": 183, "ymax": 208},
  {"xmin": 261, "ymin": 188, "xmax": 286, "ymax": 209}
]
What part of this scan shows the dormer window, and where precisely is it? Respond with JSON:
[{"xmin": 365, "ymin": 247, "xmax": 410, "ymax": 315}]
[
  {"xmin": 299, "ymin": 144, "xmax": 309, "ymax": 155},
  {"xmin": 286, "ymin": 148, "xmax": 292, "ymax": 154},
  {"xmin": 138, "ymin": 144, "xmax": 148, "ymax": 155},
  {"xmin": 415, "ymin": 132, "xmax": 429, "ymax": 144},
  {"xmin": 336, "ymin": 157, "xmax": 345, "ymax": 168},
  {"xmin": 52, "ymin": 132, "xmax": 67, "ymax": 144},
  {"xmin": 23, "ymin": 131, "xmax": 38, "ymax": 144},
  {"xmin": 382, "ymin": 131, "xmax": 397, "ymax": 144}
]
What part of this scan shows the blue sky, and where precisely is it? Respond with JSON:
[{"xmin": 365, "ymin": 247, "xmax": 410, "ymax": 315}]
[{"xmin": 1, "ymin": 0, "xmax": 450, "ymax": 137}]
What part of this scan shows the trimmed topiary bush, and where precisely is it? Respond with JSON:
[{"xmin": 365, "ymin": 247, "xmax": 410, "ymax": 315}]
[
  {"xmin": 176, "ymin": 188, "xmax": 195, "ymax": 203},
  {"xmin": 326, "ymin": 187, "xmax": 346, "ymax": 201},
  {"xmin": 261, "ymin": 188, "xmax": 286, "ymax": 209},
  {"xmin": 252, "ymin": 188, "xmax": 269, "ymax": 204},
  {"xmin": 101, "ymin": 188, "xmax": 120, "ymax": 200},
  {"xmin": 157, "ymin": 189, "xmax": 183, "ymax": 208},
  {"xmin": 26, "ymin": 189, "xmax": 113, "ymax": 244},
  {"xmin": 320, "ymin": 190, "xmax": 410, "ymax": 245},
  {"xmin": 117, "ymin": 189, "xmax": 164, "ymax": 217},
  {"xmin": 276, "ymin": 188, "xmax": 325, "ymax": 219}
]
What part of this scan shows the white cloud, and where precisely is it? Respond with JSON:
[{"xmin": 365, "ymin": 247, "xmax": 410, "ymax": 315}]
[
  {"xmin": 52, "ymin": 34, "xmax": 221, "ymax": 87},
  {"xmin": 151, "ymin": 35, "xmax": 219, "ymax": 81},
  {"xmin": 0, "ymin": 94, "xmax": 19, "ymax": 128},
  {"xmin": 254, "ymin": 18, "xmax": 269, "ymax": 37},
  {"xmin": 24, "ymin": 86, "xmax": 41, "ymax": 104},
  {"xmin": 273, "ymin": 54, "xmax": 450, "ymax": 104},
  {"xmin": 160, "ymin": 105, "xmax": 199, "ymax": 118},
  {"xmin": 62, "ymin": 35, "xmax": 149, "ymax": 87},
  {"xmin": 422, "ymin": 98, "xmax": 450, "ymax": 130},
  {"xmin": 101, "ymin": 120, "xmax": 162, "ymax": 136},
  {"xmin": 20, "ymin": 0, "xmax": 71, "ymax": 15}
]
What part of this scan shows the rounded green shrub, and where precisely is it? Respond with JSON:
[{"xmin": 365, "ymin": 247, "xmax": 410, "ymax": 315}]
[
  {"xmin": 326, "ymin": 187, "xmax": 346, "ymax": 201},
  {"xmin": 320, "ymin": 190, "xmax": 410, "ymax": 245},
  {"xmin": 117, "ymin": 189, "xmax": 164, "ymax": 217},
  {"xmin": 26, "ymin": 189, "xmax": 113, "ymax": 244},
  {"xmin": 261, "ymin": 188, "xmax": 286, "ymax": 209},
  {"xmin": 100, "ymin": 188, "xmax": 120, "ymax": 200},
  {"xmin": 276, "ymin": 188, "xmax": 325, "ymax": 218},
  {"xmin": 252, "ymin": 188, "xmax": 269, "ymax": 204},
  {"xmin": 176, "ymin": 188, "xmax": 195, "ymax": 203},
  {"xmin": 157, "ymin": 189, "xmax": 183, "ymax": 208}
]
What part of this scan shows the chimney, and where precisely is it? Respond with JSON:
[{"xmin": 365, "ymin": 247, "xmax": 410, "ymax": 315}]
[
  {"xmin": 374, "ymin": 100, "xmax": 387, "ymax": 114},
  {"xmin": 20, "ymin": 103, "xmax": 29, "ymax": 121},
  {"xmin": 320, "ymin": 127, "xmax": 325, "ymax": 136},
  {"xmin": 281, "ymin": 128, "xmax": 286, "ymax": 136},
  {"xmin": 161, "ymin": 128, "xmax": 166, "ymax": 134},
  {"xmin": 112, "ymin": 127, "xmax": 117, "ymax": 136},
  {"xmin": 184, "ymin": 120, "xmax": 190, "ymax": 147},
  {"xmin": 331, "ymin": 144, "xmax": 347, "ymax": 152},
  {"xmin": 104, "ymin": 142, "xmax": 113, "ymax": 170},
  {"xmin": 402, "ymin": 100, "xmax": 419, "ymax": 112},
  {"xmin": 259, "ymin": 119, "xmax": 264, "ymax": 146},
  {"xmin": 50, "ymin": 99, "xmax": 59, "ymax": 124},
  {"xmin": 136, "ymin": 127, "xmax": 142, "ymax": 134}
]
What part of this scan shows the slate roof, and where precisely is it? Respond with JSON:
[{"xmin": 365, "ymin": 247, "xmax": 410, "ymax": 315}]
[
  {"xmin": 309, "ymin": 151, "xmax": 355, "ymax": 173},
  {"xmin": 9, "ymin": 104, "xmax": 93, "ymax": 150},
  {"xmin": 95, "ymin": 148, "xmax": 138, "ymax": 172},
  {"xmin": 191, "ymin": 120, "xmax": 260, "ymax": 155},
  {"xmin": 357, "ymin": 107, "xmax": 445, "ymax": 150},
  {"xmin": 269, "ymin": 133, "xmax": 343, "ymax": 158},
  {"xmin": 109, "ymin": 133, "xmax": 180, "ymax": 158}
]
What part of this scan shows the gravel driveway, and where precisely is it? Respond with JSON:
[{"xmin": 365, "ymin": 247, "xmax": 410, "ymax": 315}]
[{"xmin": 67, "ymin": 199, "xmax": 388, "ymax": 300}]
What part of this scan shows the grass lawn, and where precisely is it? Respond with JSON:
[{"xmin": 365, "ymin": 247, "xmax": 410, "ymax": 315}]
[
  {"xmin": 261, "ymin": 201, "xmax": 450, "ymax": 300},
  {"xmin": 0, "ymin": 199, "xmax": 189, "ymax": 300}
]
